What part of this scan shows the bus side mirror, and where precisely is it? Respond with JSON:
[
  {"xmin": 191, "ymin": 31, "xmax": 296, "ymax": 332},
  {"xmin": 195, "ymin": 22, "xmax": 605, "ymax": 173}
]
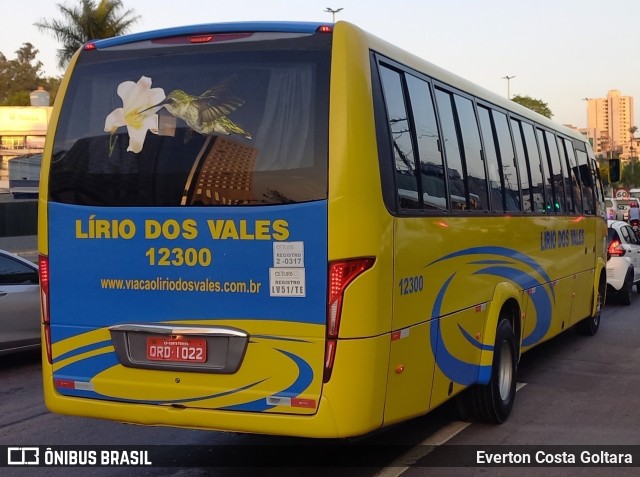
[{"xmin": 609, "ymin": 158, "xmax": 621, "ymax": 182}]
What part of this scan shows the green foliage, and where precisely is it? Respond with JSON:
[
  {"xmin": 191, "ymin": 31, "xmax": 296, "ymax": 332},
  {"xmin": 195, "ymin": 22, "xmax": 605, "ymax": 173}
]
[
  {"xmin": 510, "ymin": 94, "xmax": 553, "ymax": 119},
  {"xmin": 602, "ymin": 156, "xmax": 640, "ymax": 190},
  {"xmin": 598, "ymin": 158, "xmax": 610, "ymax": 188},
  {"xmin": 620, "ymin": 158, "xmax": 640, "ymax": 189},
  {"xmin": 40, "ymin": 77, "xmax": 61, "ymax": 105},
  {"xmin": 7, "ymin": 91, "xmax": 31, "ymax": 106},
  {"xmin": 1, "ymin": 1, "xmax": 138, "ymax": 107},
  {"xmin": 0, "ymin": 43, "xmax": 60, "ymax": 106},
  {"xmin": 35, "ymin": 0, "xmax": 140, "ymax": 69}
]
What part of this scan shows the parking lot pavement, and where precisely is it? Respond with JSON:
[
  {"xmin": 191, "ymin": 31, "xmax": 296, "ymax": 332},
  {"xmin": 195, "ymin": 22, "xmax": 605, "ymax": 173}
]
[{"xmin": 0, "ymin": 235, "xmax": 37, "ymax": 262}]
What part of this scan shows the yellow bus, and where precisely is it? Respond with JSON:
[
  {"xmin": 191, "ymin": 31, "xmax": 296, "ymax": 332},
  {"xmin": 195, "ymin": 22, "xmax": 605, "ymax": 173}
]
[{"xmin": 39, "ymin": 21, "xmax": 607, "ymax": 438}]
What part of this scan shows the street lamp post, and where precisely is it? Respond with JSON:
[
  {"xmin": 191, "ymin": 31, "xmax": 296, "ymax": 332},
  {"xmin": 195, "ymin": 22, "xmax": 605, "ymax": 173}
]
[
  {"xmin": 324, "ymin": 7, "xmax": 343, "ymax": 22},
  {"xmin": 502, "ymin": 75, "xmax": 515, "ymax": 99}
]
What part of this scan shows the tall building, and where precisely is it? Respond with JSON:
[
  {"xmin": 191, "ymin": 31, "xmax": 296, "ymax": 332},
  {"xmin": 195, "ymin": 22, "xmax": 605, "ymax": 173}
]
[{"xmin": 585, "ymin": 90, "xmax": 635, "ymax": 159}]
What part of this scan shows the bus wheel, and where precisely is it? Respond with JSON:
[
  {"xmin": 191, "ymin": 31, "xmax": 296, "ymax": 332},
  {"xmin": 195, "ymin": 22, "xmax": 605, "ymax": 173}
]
[
  {"xmin": 577, "ymin": 277, "xmax": 604, "ymax": 335},
  {"xmin": 469, "ymin": 318, "xmax": 517, "ymax": 423}
]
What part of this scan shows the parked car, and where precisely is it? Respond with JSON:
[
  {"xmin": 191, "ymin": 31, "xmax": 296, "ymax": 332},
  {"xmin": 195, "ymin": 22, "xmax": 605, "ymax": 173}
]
[
  {"xmin": 0, "ymin": 249, "xmax": 40, "ymax": 355},
  {"xmin": 605, "ymin": 197, "xmax": 640, "ymax": 221},
  {"xmin": 606, "ymin": 220, "xmax": 640, "ymax": 305}
]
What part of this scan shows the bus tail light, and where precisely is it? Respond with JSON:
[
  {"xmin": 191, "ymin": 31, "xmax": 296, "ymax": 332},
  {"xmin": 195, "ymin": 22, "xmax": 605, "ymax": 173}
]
[
  {"xmin": 39, "ymin": 255, "xmax": 52, "ymax": 364},
  {"xmin": 608, "ymin": 239, "xmax": 625, "ymax": 257},
  {"xmin": 324, "ymin": 257, "xmax": 375, "ymax": 382}
]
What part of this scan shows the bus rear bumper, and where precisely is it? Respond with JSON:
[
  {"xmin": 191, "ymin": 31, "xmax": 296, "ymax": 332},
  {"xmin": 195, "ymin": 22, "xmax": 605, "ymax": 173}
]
[{"xmin": 42, "ymin": 334, "xmax": 391, "ymax": 439}]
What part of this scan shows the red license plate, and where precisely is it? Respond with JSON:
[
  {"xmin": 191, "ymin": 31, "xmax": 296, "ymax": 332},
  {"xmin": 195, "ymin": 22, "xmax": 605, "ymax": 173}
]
[{"xmin": 146, "ymin": 336, "xmax": 207, "ymax": 363}]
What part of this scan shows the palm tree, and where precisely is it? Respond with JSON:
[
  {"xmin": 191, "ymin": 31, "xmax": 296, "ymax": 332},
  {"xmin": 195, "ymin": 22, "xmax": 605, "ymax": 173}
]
[
  {"xmin": 35, "ymin": 0, "xmax": 140, "ymax": 70},
  {"xmin": 629, "ymin": 126, "xmax": 638, "ymax": 160}
]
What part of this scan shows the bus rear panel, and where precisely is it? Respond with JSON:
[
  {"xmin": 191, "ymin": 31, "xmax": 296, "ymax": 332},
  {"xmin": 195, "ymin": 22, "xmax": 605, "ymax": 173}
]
[{"xmin": 40, "ymin": 24, "xmax": 374, "ymax": 437}]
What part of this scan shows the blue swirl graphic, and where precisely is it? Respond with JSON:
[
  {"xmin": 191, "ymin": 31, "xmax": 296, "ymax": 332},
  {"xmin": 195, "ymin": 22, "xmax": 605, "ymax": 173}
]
[
  {"xmin": 221, "ymin": 349, "xmax": 313, "ymax": 411},
  {"xmin": 53, "ymin": 340, "xmax": 113, "ymax": 364},
  {"xmin": 54, "ymin": 347, "xmax": 314, "ymax": 410},
  {"xmin": 429, "ymin": 246, "xmax": 554, "ymax": 299},
  {"xmin": 427, "ymin": 246, "xmax": 553, "ymax": 385},
  {"xmin": 55, "ymin": 375, "xmax": 268, "ymax": 405},
  {"xmin": 429, "ymin": 274, "xmax": 483, "ymax": 386}
]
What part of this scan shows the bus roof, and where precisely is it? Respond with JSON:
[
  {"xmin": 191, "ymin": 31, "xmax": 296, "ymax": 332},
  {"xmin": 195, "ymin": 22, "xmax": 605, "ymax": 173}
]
[{"xmin": 86, "ymin": 21, "xmax": 333, "ymax": 49}]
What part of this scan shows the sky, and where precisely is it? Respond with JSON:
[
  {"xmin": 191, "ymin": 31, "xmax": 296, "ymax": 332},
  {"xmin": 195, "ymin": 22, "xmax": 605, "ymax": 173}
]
[{"xmin": 2, "ymin": 0, "xmax": 640, "ymax": 128}]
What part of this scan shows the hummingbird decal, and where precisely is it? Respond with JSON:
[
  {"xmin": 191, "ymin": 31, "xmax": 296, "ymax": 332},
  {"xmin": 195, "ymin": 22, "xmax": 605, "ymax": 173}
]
[{"xmin": 144, "ymin": 76, "xmax": 252, "ymax": 139}]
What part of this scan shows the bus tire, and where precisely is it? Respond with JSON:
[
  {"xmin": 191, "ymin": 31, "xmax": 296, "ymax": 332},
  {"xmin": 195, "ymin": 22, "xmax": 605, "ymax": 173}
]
[
  {"xmin": 469, "ymin": 318, "xmax": 517, "ymax": 424},
  {"xmin": 442, "ymin": 388, "xmax": 473, "ymax": 422},
  {"xmin": 577, "ymin": 275, "xmax": 604, "ymax": 335}
]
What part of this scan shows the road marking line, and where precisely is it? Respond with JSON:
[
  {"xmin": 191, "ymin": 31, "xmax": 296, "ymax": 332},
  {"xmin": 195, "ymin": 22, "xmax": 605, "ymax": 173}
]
[
  {"xmin": 374, "ymin": 382, "xmax": 528, "ymax": 477},
  {"xmin": 372, "ymin": 420, "xmax": 470, "ymax": 477}
]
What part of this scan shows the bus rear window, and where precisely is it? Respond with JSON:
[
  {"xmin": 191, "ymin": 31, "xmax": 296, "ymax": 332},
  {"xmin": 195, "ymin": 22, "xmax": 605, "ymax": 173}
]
[{"xmin": 49, "ymin": 33, "xmax": 331, "ymax": 206}]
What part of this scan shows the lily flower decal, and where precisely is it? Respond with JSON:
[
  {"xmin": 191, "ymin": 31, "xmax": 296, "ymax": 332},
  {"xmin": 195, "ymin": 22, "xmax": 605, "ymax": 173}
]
[{"xmin": 104, "ymin": 76, "xmax": 166, "ymax": 154}]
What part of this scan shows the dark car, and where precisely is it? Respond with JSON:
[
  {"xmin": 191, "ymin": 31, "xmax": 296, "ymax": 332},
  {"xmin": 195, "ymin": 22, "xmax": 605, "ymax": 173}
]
[{"xmin": 0, "ymin": 249, "xmax": 40, "ymax": 355}]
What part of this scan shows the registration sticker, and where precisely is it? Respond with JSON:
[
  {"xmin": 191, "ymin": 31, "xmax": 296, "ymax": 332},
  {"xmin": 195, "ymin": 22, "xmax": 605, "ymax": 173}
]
[
  {"xmin": 273, "ymin": 241, "xmax": 304, "ymax": 268},
  {"xmin": 269, "ymin": 268, "xmax": 306, "ymax": 297},
  {"xmin": 146, "ymin": 336, "xmax": 207, "ymax": 363}
]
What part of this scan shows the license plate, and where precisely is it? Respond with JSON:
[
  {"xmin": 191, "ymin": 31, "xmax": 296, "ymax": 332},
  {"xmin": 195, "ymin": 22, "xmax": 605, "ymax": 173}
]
[{"xmin": 146, "ymin": 336, "xmax": 207, "ymax": 363}]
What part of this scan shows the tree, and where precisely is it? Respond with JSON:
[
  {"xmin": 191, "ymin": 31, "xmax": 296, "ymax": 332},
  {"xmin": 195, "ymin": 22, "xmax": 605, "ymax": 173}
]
[
  {"xmin": 35, "ymin": 0, "xmax": 140, "ymax": 69},
  {"xmin": 510, "ymin": 94, "xmax": 553, "ymax": 119},
  {"xmin": 629, "ymin": 126, "xmax": 638, "ymax": 160},
  {"xmin": 620, "ymin": 158, "xmax": 640, "ymax": 189},
  {"xmin": 0, "ymin": 43, "xmax": 60, "ymax": 106}
]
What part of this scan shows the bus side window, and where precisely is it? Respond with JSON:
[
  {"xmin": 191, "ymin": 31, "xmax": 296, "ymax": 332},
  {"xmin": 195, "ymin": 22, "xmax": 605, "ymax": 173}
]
[
  {"xmin": 589, "ymin": 155, "xmax": 606, "ymax": 217},
  {"xmin": 521, "ymin": 122, "xmax": 547, "ymax": 213},
  {"xmin": 379, "ymin": 65, "xmax": 420, "ymax": 210},
  {"xmin": 453, "ymin": 95, "xmax": 489, "ymax": 211},
  {"xmin": 405, "ymin": 75, "xmax": 448, "ymax": 211},
  {"xmin": 435, "ymin": 88, "xmax": 467, "ymax": 210},
  {"xmin": 559, "ymin": 137, "xmax": 583, "ymax": 214},
  {"xmin": 536, "ymin": 128, "xmax": 556, "ymax": 213},
  {"xmin": 575, "ymin": 148, "xmax": 595, "ymax": 215},
  {"xmin": 511, "ymin": 119, "xmax": 534, "ymax": 212},
  {"xmin": 477, "ymin": 105, "xmax": 505, "ymax": 212},
  {"xmin": 492, "ymin": 110, "xmax": 522, "ymax": 212},
  {"xmin": 544, "ymin": 130, "xmax": 568, "ymax": 213}
]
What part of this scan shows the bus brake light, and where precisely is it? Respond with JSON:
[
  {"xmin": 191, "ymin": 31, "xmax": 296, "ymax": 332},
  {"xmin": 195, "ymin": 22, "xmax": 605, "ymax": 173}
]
[
  {"xmin": 327, "ymin": 258, "xmax": 375, "ymax": 337},
  {"xmin": 325, "ymin": 257, "xmax": 374, "ymax": 382},
  {"xmin": 39, "ymin": 255, "xmax": 52, "ymax": 364},
  {"xmin": 189, "ymin": 35, "xmax": 214, "ymax": 43}
]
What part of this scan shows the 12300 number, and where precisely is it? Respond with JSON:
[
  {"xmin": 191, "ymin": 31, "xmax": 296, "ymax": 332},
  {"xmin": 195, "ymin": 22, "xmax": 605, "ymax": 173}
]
[
  {"xmin": 145, "ymin": 247, "xmax": 212, "ymax": 267},
  {"xmin": 399, "ymin": 275, "xmax": 424, "ymax": 295}
]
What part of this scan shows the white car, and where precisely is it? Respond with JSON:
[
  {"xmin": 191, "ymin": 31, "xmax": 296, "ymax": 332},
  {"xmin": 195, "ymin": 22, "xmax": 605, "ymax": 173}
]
[
  {"xmin": 0, "ymin": 249, "xmax": 40, "ymax": 355},
  {"xmin": 606, "ymin": 220, "xmax": 640, "ymax": 305}
]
